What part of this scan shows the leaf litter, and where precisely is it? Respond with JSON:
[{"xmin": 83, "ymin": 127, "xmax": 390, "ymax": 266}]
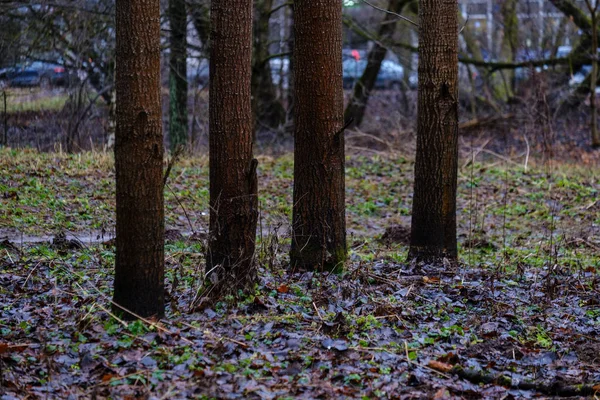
[{"xmin": 0, "ymin": 149, "xmax": 599, "ymax": 398}]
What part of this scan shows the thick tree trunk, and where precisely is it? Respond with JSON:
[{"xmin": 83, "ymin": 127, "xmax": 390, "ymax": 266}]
[
  {"xmin": 168, "ymin": 0, "xmax": 189, "ymax": 151},
  {"xmin": 207, "ymin": 0, "xmax": 258, "ymax": 288},
  {"xmin": 291, "ymin": 0, "xmax": 346, "ymax": 271},
  {"xmin": 252, "ymin": 0, "xmax": 286, "ymax": 131},
  {"xmin": 113, "ymin": 0, "xmax": 165, "ymax": 318},
  {"xmin": 408, "ymin": 0, "xmax": 459, "ymax": 264},
  {"xmin": 344, "ymin": 0, "xmax": 407, "ymax": 128}
]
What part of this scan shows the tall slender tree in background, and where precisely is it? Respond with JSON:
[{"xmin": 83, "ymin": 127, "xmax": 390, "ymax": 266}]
[
  {"xmin": 291, "ymin": 0, "xmax": 346, "ymax": 271},
  {"xmin": 207, "ymin": 0, "xmax": 258, "ymax": 287},
  {"xmin": 408, "ymin": 0, "xmax": 459, "ymax": 264},
  {"xmin": 500, "ymin": 0, "xmax": 518, "ymax": 95},
  {"xmin": 252, "ymin": 0, "xmax": 286, "ymax": 131},
  {"xmin": 344, "ymin": 0, "xmax": 408, "ymax": 129},
  {"xmin": 113, "ymin": 0, "xmax": 165, "ymax": 318},
  {"xmin": 584, "ymin": 0, "xmax": 600, "ymax": 148},
  {"xmin": 168, "ymin": 0, "xmax": 189, "ymax": 151}
]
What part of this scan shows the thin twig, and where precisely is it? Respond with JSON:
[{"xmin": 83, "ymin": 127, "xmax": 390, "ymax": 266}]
[{"xmin": 361, "ymin": 0, "xmax": 419, "ymax": 27}]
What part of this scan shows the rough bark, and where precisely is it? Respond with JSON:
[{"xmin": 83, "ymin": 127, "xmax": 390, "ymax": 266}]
[
  {"xmin": 168, "ymin": 0, "xmax": 189, "ymax": 151},
  {"xmin": 291, "ymin": 0, "xmax": 346, "ymax": 271},
  {"xmin": 344, "ymin": 0, "xmax": 407, "ymax": 128},
  {"xmin": 113, "ymin": 0, "xmax": 165, "ymax": 319},
  {"xmin": 408, "ymin": 0, "xmax": 459, "ymax": 264},
  {"xmin": 207, "ymin": 0, "xmax": 258, "ymax": 288},
  {"xmin": 252, "ymin": 0, "xmax": 286, "ymax": 131}
]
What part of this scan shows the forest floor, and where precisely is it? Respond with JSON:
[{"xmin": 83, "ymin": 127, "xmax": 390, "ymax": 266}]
[{"xmin": 1, "ymin": 148, "xmax": 599, "ymax": 399}]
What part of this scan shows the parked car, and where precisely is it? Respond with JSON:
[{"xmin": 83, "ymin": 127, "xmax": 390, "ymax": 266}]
[
  {"xmin": 4, "ymin": 62, "xmax": 68, "ymax": 88},
  {"xmin": 342, "ymin": 59, "xmax": 404, "ymax": 89}
]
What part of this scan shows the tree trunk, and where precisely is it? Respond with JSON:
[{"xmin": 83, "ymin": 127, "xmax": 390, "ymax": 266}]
[
  {"xmin": 207, "ymin": 0, "xmax": 258, "ymax": 288},
  {"xmin": 291, "ymin": 0, "xmax": 346, "ymax": 271},
  {"xmin": 408, "ymin": 0, "xmax": 459, "ymax": 264},
  {"xmin": 500, "ymin": 0, "xmax": 518, "ymax": 94},
  {"xmin": 252, "ymin": 0, "xmax": 286, "ymax": 131},
  {"xmin": 113, "ymin": 0, "xmax": 165, "ymax": 319},
  {"xmin": 591, "ymin": 11, "xmax": 600, "ymax": 148},
  {"xmin": 344, "ymin": 0, "xmax": 407, "ymax": 128},
  {"xmin": 190, "ymin": 0, "xmax": 210, "ymax": 46},
  {"xmin": 286, "ymin": 3, "xmax": 295, "ymax": 129},
  {"xmin": 550, "ymin": 0, "xmax": 593, "ymax": 32},
  {"xmin": 168, "ymin": 0, "xmax": 189, "ymax": 151}
]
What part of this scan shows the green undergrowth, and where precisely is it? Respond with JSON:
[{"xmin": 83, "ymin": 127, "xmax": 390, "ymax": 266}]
[
  {"xmin": 3, "ymin": 89, "xmax": 69, "ymax": 113},
  {"xmin": 1, "ymin": 148, "xmax": 597, "ymax": 273}
]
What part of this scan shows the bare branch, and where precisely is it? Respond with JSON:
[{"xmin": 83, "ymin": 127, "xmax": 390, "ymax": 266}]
[{"xmin": 361, "ymin": 0, "xmax": 418, "ymax": 28}]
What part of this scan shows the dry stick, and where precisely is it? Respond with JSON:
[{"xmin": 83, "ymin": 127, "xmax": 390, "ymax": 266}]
[
  {"xmin": 468, "ymin": 134, "xmax": 475, "ymax": 269},
  {"xmin": 501, "ymin": 162, "xmax": 509, "ymax": 272},
  {"xmin": 56, "ymin": 262, "xmax": 194, "ymax": 345},
  {"xmin": 178, "ymin": 321, "xmax": 249, "ymax": 349},
  {"xmin": 480, "ymin": 149, "xmax": 524, "ymax": 166},
  {"xmin": 461, "ymin": 137, "xmax": 491, "ymax": 169},
  {"xmin": 88, "ymin": 370, "xmax": 157, "ymax": 389},
  {"xmin": 3, "ymin": 90, "xmax": 7, "ymax": 146},
  {"xmin": 312, "ymin": 302, "xmax": 324, "ymax": 322},
  {"xmin": 163, "ymin": 147, "xmax": 196, "ymax": 233},
  {"xmin": 163, "ymin": 145, "xmax": 184, "ymax": 187},
  {"xmin": 403, "ymin": 340, "xmax": 451, "ymax": 379},
  {"xmin": 166, "ymin": 182, "xmax": 196, "ymax": 234},
  {"xmin": 522, "ymin": 134, "xmax": 530, "ymax": 171}
]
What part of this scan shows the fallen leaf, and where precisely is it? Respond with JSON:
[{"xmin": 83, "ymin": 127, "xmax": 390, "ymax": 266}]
[
  {"xmin": 277, "ymin": 284, "xmax": 289, "ymax": 293},
  {"xmin": 102, "ymin": 374, "xmax": 117, "ymax": 382},
  {"xmin": 321, "ymin": 339, "xmax": 348, "ymax": 352},
  {"xmin": 433, "ymin": 387, "xmax": 451, "ymax": 399},
  {"xmin": 427, "ymin": 360, "xmax": 453, "ymax": 373}
]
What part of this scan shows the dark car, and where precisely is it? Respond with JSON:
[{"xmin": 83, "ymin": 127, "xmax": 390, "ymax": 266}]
[
  {"xmin": 342, "ymin": 59, "xmax": 404, "ymax": 89},
  {"xmin": 7, "ymin": 62, "xmax": 68, "ymax": 88}
]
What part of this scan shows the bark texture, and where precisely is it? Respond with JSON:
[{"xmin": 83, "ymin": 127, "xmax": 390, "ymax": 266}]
[
  {"xmin": 113, "ymin": 0, "xmax": 165, "ymax": 318},
  {"xmin": 344, "ymin": 0, "xmax": 407, "ymax": 128},
  {"xmin": 291, "ymin": 0, "xmax": 346, "ymax": 271},
  {"xmin": 207, "ymin": 0, "xmax": 258, "ymax": 287},
  {"xmin": 168, "ymin": 0, "xmax": 189, "ymax": 151},
  {"xmin": 408, "ymin": 0, "xmax": 459, "ymax": 264}
]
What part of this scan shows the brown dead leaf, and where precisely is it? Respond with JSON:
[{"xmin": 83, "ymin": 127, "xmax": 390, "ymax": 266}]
[
  {"xmin": 277, "ymin": 284, "xmax": 289, "ymax": 293},
  {"xmin": 423, "ymin": 276, "xmax": 440, "ymax": 284},
  {"xmin": 427, "ymin": 360, "xmax": 453, "ymax": 373},
  {"xmin": 433, "ymin": 387, "xmax": 451, "ymax": 399},
  {"xmin": 0, "ymin": 343, "xmax": 28, "ymax": 354},
  {"xmin": 102, "ymin": 373, "xmax": 117, "ymax": 382}
]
